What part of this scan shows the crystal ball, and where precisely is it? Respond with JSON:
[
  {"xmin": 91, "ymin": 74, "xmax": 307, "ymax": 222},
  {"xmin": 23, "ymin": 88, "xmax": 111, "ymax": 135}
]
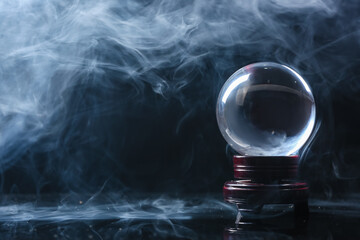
[{"xmin": 216, "ymin": 62, "xmax": 316, "ymax": 156}]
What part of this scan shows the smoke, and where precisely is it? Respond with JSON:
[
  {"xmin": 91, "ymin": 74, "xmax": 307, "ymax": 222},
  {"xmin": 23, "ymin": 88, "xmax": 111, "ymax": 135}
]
[
  {"xmin": 0, "ymin": 194, "xmax": 236, "ymax": 239},
  {"xmin": 0, "ymin": 0, "xmax": 359, "ymax": 196},
  {"xmin": 0, "ymin": 195, "xmax": 235, "ymax": 222},
  {"xmin": 0, "ymin": 194, "xmax": 360, "ymax": 239}
]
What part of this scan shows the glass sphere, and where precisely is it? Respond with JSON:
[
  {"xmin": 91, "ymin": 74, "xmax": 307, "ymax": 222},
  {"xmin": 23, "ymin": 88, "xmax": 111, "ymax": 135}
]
[{"xmin": 216, "ymin": 62, "xmax": 316, "ymax": 156}]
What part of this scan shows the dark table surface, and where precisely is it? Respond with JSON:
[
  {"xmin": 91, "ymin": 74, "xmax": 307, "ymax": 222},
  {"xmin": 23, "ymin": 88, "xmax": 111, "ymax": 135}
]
[{"xmin": 0, "ymin": 194, "xmax": 359, "ymax": 240}]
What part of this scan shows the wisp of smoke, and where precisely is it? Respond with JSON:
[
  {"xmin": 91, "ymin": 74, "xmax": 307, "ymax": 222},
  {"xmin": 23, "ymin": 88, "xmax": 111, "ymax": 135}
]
[{"xmin": 0, "ymin": 194, "xmax": 236, "ymax": 239}]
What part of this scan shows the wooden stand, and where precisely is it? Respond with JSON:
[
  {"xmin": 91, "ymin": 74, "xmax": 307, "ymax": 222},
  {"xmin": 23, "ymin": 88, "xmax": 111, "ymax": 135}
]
[{"xmin": 223, "ymin": 156, "xmax": 309, "ymax": 217}]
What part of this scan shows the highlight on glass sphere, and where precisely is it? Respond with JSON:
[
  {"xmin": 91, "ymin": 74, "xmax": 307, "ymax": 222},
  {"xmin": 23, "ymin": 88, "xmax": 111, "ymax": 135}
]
[{"xmin": 216, "ymin": 62, "xmax": 316, "ymax": 156}]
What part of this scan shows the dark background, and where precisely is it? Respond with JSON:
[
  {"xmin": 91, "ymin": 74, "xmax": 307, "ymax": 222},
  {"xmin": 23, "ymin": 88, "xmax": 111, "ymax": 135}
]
[{"xmin": 0, "ymin": 0, "xmax": 359, "ymax": 200}]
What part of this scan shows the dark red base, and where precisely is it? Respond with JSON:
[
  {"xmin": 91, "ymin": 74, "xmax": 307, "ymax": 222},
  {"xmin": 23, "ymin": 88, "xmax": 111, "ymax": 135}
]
[{"xmin": 223, "ymin": 155, "xmax": 308, "ymax": 215}]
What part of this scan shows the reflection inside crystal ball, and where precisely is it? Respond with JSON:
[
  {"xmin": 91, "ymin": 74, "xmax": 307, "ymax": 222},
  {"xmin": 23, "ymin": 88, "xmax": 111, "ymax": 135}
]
[{"xmin": 216, "ymin": 62, "xmax": 316, "ymax": 156}]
